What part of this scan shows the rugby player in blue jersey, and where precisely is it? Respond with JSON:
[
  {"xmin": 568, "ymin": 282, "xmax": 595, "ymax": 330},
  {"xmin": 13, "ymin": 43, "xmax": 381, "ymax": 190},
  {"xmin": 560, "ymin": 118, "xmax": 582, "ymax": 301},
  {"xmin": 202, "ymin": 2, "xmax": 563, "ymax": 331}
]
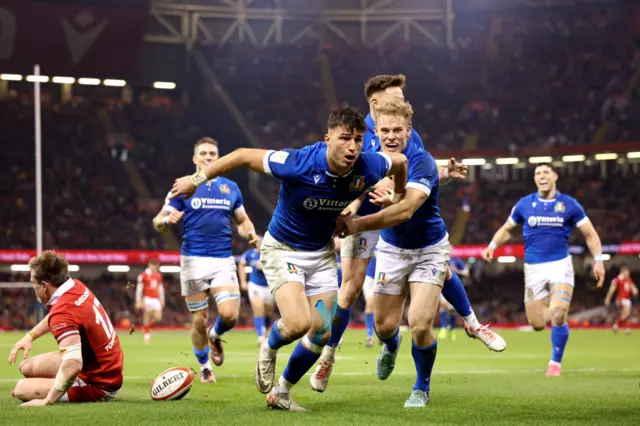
[
  {"xmin": 171, "ymin": 105, "xmax": 409, "ymax": 411},
  {"xmin": 482, "ymin": 162, "xmax": 605, "ymax": 376},
  {"xmin": 338, "ymin": 99, "xmax": 506, "ymax": 408},
  {"xmin": 154, "ymin": 137, "xmax": 259, "ymax": 383}
]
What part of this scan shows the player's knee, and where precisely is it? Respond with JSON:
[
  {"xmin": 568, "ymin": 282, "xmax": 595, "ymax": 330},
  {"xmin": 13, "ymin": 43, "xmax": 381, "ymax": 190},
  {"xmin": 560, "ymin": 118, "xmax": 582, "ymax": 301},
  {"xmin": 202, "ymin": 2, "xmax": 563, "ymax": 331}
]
[
  {"xmin": 219, "ymin": 309, "xmax": 239, "ymax": 328},
  {"xmin": 528, "ymin": 318, "xmax": 546, "ymax": 331},
  {"xmin": 190, "ymin": 311, "xmax": 208, "ymax": 332},
  {"xmin": 12, "ymin": 380, "xmax": 27, "ymax": 401},
  {"xmin": 549, "ymin": 308, "xmax": 567, "ymax": 326},
  {"xmin": 18, "ymin": 359, "xmax": 34, "ymax": 377},
  {"xmin": 280, "ymin": 317, "xmax": 311, "ymax": 340},
  {"xmin": 374, "ymin": 317, "xmax": 397, "ymax": 338}
]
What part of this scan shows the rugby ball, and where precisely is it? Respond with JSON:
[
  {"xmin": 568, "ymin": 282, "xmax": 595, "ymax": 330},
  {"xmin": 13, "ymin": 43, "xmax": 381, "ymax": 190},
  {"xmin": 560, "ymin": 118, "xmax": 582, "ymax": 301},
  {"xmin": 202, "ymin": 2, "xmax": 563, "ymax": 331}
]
[{"xmin": 150, "ymin": 367, "xmax": 195, "ymax": 401}]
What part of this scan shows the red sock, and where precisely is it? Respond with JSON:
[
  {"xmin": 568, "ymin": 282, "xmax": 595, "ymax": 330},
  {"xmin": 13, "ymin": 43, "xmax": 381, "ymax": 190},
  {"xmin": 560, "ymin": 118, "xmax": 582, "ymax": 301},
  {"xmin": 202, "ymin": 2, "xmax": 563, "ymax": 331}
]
[
  {"xmin": 619, "ymin": 319, "xmax": 627, "ymax": 328},
  {"xmin": 143, "ymin": 324, "xmax": 150, "ymax": 334}
]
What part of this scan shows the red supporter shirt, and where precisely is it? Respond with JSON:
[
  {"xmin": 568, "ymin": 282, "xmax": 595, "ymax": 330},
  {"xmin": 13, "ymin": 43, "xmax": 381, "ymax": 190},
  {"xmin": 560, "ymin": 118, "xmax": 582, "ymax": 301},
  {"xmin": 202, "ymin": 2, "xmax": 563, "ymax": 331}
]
[
  {"xmin": 613, "ymin": 275, "xmax": 634, "ymax": 301},
  {"xmin": 137, "ymin": 269, "xmax": 163, "ymax": 299},
  {"xmin": 47, "ymin": 279, "xmax": 124, "ymax": 392}
]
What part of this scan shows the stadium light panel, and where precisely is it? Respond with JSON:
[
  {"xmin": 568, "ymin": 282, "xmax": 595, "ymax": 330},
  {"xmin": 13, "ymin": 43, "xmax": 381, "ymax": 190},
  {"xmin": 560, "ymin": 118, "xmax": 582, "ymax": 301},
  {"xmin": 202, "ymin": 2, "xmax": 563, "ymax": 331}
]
[
  {"xmin": 78, "ymin": 78, "xmax": 101, "ymax": 86},
  {"xmin": 497, "ymin": 256, "xmax": 516, "ymax": 263},
  {"xmin": 68, "ymin": 265, "xmax": 80, "ymax": 272},
  {"xmin": 107, "ymin": 265, "xmax": 130, "ymax": 273},
  {"xmin": 496, "ymin": 157, "xmax": 519, "ymax": 165},
  {"xmin": 104, "ymin": 79, "xmax": 126, "ymax": 87},
  {"xmin": 159, "ymin": 265, "xmax": 180, "ymax": 273},
  {"xmin": 10, "ymin": 264, "xmax": 30, "ymax": 272},
  {"xmin": 435, "ymin": 159, "xmax": 449, "ymax": 167},
  {"xmin": 1, "ymin": 74, "xmax": 23, "ymax": 81},
  {"xmin": 52, "ymin": 76, "xmax": 75, "ymax": 84},
  {"xmin": 594, "ymin": 153, "xmax": 618, "ymax": 161},
  {"xmin": 600, "ymin": 254, "xmax": 611, "ymax": 261},
  {"xmin": 153, "ymin": 81, "xmax": 176, "ymax": 90},
  {"xmin": 26, "ymin": 75, "xmax": 49, "ymax": 83},
  {"xmin": 627, "ymin": 152, "xmax": 640, "ymax": 159},
  {"xmin": 562, "ymin": 155, "xmax": 585, "ymax": 162},
  {"xmin": 529, "ymin": 156, "xmax": 553, "ymax": 164},
  {"xmin": 462, "ymin": 158, "xmax": 486, "ymax": 166}
]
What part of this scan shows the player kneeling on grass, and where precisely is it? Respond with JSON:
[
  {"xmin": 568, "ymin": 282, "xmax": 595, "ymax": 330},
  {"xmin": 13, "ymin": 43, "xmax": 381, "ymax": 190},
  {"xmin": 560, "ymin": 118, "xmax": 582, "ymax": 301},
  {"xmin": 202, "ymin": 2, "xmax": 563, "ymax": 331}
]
[
  {"xmin": 136, "ymin": 259, "xmax": 166, "ymax": 344},
  {"xmin": 171, "ymin": 105, "xmax": 408, "ymax": 411},
  {"xmin": 8, "ymin": 251, "xmax": 124, "ymax": 406}
]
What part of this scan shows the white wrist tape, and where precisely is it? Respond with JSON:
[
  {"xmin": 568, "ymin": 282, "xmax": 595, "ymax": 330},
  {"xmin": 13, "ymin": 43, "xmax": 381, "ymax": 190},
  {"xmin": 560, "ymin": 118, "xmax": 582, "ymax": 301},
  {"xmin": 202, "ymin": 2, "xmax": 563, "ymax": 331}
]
[
  {"xmin": 390, "ymin": 192, "xmax": 403, "ymax": 203},
  {"xmin": 443, "ymin": 167, "xmax": 450, "ymax": 179},
  {"xmin": 53, "ymin": 368, "xmax": 76, "ymax": 393},
  {"xmin": 190, "ymin": 170, "xmax": 207, "ymax": 187},
  {"xmin": 594, "ymin": 254, "xmax": 603, "ymax": 263},
  {"xmin": 60, "ymin": 343, "xmax": 83, "ymax": 362},
  {"xmin": 489, "ymin": 241, "xmax": 498, "ymax": 250}
]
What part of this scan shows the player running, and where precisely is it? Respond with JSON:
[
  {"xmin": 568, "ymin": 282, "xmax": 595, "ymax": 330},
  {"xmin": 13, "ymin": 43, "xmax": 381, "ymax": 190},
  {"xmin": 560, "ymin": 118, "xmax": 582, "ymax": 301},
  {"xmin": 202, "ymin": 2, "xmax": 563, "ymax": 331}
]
[
  {"xmin": 312, "ymin": 75, "xmax": 504, "ymax": 393},
  {"xmin": 8, "ymin": 251, "xmax": 124, "ymax": 406},
  {"xmin": 153, "ymin": 137, "xmax": 259, "ymax": 383},
  {"xmin": 438, "ymin": 257, "xmax": 469, "ymax": 340},
  {"xmin": 171, "ymin": 105, "xmax": 408, "ymax": 411},
  {"xmin": 482, "ymin": 162, "xmax": 605, "ymax": 376},
  {"xmin": 135, "ymin": 259, "xmax": 165, "ymax": 344},
  {"xmin": 337, "ymin": 99, "xmax": 506, "ymax": 408},
  {"xmin": 604, "ymin": 265, "xmax": 637, "ymax": 335},
  {"xmin": 239, "ymin": 238, "xmax": 275, "ymax": 345}
]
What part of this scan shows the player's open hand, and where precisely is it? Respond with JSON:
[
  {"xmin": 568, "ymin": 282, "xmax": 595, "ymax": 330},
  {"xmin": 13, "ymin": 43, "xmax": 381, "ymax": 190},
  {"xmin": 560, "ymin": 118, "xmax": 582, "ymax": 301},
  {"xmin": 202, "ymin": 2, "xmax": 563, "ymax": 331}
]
[
  {"xmin": 170, "ymin": 176, "xmax": 197, "ymax": 200},
  {"xmin": 481, "ymin": 246, "xmax": 495, "ymax": 262},
  {"xmin": 20, "ymin": 399, "xmax": 48, "ymax": 407},
  {"xmin": 8, "ymin": 334, "xmax": 33, "ymax": 364},
  {"xmin": 593, "ymin": 261, "xmax": 605, "ymax": 288},
  {"xmin": 447, "ymin": 158, "xmax": 468, "ymax": 180},
  {"xmin": 369, "ymin": 187, "xmax": 395, "ymax": 207}
]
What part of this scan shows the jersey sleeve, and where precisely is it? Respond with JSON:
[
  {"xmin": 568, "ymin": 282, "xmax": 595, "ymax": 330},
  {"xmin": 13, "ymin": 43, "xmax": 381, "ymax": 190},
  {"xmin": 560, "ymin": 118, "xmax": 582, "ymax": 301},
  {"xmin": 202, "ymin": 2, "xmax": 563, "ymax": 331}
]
[
  {"xmin": 508, "ymin": 199, "xmax": 526, "ymax": 225},
  {"xmin": 408, "ymin": 130, "xmax": 425, "ymax": 150},
  {"xmin": 233, "ymin": 184, "xmax": 244, "ymax": 211},
  {"xmin": 363, "ymin": 152, "xmax": 393, "ymax": 182},
  {"xmin": 262, "ymin": 149, "xmax": 301, "ymax": 180},
  {"xmin": 405, "ymin": 153, "xmax": 438, "ymax": 196},
  {"xmin": 49, "ymin": 310, "xmax": 80, "ymax": 345},
  {"xmin": 240, "ymin": 250, "xmax": 249, "ymax": 265},
  {"xmin": 568, "ymin": 198, "xmax": 589, "ymax": 228},
  {"xmin": 164, "ymin": 189, "xmax": 184, "ymax": 212}
]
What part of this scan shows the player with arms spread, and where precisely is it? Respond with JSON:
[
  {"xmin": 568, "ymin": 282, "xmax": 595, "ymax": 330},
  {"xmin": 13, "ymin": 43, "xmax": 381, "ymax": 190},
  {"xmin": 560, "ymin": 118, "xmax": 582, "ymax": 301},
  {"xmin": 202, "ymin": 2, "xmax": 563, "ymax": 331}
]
[
  {"xmin": 171, "ymin": 105, "xmax": 408, "ymax": 411},
  {"xmin": 8, "ymin": 251, "xmax": 124, "ymax": 406},
  {"xmin": 135, "ymin": 259, "xmax": 165, "ymax": 344},
  {"xmin": 238, "ymin": 237, "xmax": 275, "ymax": 345},
  {"xmin": 338, "ymin": 99, "xmax": 505, "ymax": 408},
  {"xmin": 153, "ymin": 137, "xmax": 259, "ymax": 383},
  {"xmin": 482, "ymin": 162, "xmax": 605, "ymax": 376},
  {"xmin": 604, "ymin": 264, "xmax": 637, "ymax": 335}
]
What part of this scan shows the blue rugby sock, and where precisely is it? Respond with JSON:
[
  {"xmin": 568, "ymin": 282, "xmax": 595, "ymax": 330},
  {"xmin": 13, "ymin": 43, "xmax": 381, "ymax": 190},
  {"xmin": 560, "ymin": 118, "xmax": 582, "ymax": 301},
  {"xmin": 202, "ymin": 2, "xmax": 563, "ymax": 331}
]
[
  {"xmin": 327, "ymin": 306, "xmax": 352, "ymax": 348},
  {"xmin": 193, "ymin": 346, "xmax": 210, "ymax": 366},
  {"xmin": 377, "ymin": 328, "xmax": 400, "ymax": 353},
  {"xmin": 551, "ymin": 324, "xmax": 569, "ymax": 363},
  {"xmin": 254, "ymin": 316, "xmax": 265, "ymax": 337},
  {"xmin": 448, "ymin": 312, "xmax": 456, "ymax": 330},
  {"xmin": 412, "ymin": 340, "xmax": 437, "ymax": 392},
  {"xmin": 213, "ymin": 315, "xmax": 233, "ymax": 338},
  {"xmin": 439, "ymin": 311, "xmax": 448, "ymax": 328},
  {"xmin": 282, "ymin": 338, "xmax": 322, "ymax": 385},
  {"xmin": 267, "ymin": 319, "xmax": 293, "ymax": 350},
  {"xmin": 441, "ymin": 271, "xmax": 472, "ymax": 317},
  {"xmin": 364, "ymin": 313, "xmax": 375, "ymax": 338}
]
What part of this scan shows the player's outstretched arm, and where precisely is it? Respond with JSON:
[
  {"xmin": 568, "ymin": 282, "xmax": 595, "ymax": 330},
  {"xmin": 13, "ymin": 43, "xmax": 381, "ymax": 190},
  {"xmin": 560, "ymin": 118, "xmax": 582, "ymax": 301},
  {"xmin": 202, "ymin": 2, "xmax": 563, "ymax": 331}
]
[
  {"xmin": 577, "ymin": 220, "xmax": 605, "ymax": 287},
  {"xmin": 8, "ymin": 314, "xmax": 50, "ymax": 364},
  {"xmin": 171, "ymin": 148, "xmax": 270, "ymax": 199},
  {"xmin": 482, "ymin": 220, "xmax": 518, "ymax": 262},
  {"xmin": 604, "ymin": 280, "xmax": 617, "ymax": 305}
]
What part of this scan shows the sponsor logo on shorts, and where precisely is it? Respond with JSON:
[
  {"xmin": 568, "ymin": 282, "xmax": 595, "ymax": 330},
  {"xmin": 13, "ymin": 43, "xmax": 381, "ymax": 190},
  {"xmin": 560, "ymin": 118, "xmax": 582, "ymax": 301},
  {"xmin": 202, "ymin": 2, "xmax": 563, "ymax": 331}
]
[
  {"xmin": 431, "ymin": 267, "xmax": 437, "ymax": 276},
  {"xmin": 376, "ymin": 272, "xmax": 387, "ymax": 285},
  {"xmin": 359, "ymin": 238, "xmax": 368, "ymax": 250},
  {"xmin": 286, "ymin": 263, "xmax": 299, "ymax": 274},
  {"xmin": 526, "ymin": 287, "xmax": 534, "ymax": 300}
]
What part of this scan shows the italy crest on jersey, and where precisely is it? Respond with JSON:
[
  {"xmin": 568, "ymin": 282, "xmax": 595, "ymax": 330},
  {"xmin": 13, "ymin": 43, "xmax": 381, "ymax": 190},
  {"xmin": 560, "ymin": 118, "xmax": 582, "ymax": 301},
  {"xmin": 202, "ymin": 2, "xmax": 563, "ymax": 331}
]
[
  {"xmin": 554, "ymin": 202, "xmax": 565, "ymax": 213},
  {"xmin": 350, "ymin": 175, "xmax": 365, "ymax": 192},
  {"xmin": 219, "ymin": 184, "xmax": 230, "ymax": 194}
]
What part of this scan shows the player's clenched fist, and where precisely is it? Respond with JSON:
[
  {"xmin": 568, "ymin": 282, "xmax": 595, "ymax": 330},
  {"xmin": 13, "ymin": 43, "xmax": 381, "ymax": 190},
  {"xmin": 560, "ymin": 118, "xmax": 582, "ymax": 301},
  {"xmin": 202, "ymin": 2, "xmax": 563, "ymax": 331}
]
[
  {"xmin": 170, "ymin": 176, "xmax": 197, "ymax": 200},
  {"xmin": 164, "ymin": 210, "xmax": 185, "ymax": 226},
  {"xmin": 481, "ymin": 246, "xmax": 495, "ymax": 262},
  {"xmin": 7, "ymin": 334, "xmax": 33, "ymax": 364}
]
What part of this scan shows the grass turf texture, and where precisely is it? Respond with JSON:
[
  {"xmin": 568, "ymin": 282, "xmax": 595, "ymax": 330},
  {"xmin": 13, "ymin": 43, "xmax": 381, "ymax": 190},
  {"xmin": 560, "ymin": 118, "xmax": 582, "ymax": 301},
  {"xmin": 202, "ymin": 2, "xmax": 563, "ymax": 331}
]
[{"xmin": 0, "ymin": 329, "xmax": 638, "ymax": 425}]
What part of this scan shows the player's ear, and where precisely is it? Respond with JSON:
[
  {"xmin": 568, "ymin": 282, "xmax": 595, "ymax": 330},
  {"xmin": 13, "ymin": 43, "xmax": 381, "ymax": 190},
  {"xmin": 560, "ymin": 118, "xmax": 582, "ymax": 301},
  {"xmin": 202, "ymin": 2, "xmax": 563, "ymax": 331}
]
[{"xmin": 324, "ymin": 133, "xmax": 330, "ymax": 144}]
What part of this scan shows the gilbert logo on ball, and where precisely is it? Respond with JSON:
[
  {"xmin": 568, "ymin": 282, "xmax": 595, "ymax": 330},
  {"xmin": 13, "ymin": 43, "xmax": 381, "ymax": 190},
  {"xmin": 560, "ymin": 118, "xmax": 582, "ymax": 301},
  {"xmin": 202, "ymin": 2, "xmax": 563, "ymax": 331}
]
[{"xmin": 150, "ymin": 366, "xmax": 195, "ymax": 401}]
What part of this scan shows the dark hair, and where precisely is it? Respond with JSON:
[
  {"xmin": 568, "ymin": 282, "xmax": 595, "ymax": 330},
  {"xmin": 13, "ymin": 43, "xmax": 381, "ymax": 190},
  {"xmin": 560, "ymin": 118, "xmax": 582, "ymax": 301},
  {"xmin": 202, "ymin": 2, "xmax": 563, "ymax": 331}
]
[
  {"xmin": 194, "ymin": 137, "xmax": 218, "ymax": 152},
  {"xmin": 328, "ymin": 104, "xmax": 366, "ymax": 133},
  {"xmin": 620, "ymin": 264, "xmax": 629, "ymax": 270},
  {"xmin": 28, "ymin": 250, "xmax": 70, "ymax": 287},
  {"xmin": 364, "ymin": 74, "xmax": 406, "ymax": 99},
  {"xmin": 148, "ymin": 259, "xmax": 159, "ymax": 267},
  {"xmin": 535, "ymin": 162, "xmax": 556, "ymax": 173}
]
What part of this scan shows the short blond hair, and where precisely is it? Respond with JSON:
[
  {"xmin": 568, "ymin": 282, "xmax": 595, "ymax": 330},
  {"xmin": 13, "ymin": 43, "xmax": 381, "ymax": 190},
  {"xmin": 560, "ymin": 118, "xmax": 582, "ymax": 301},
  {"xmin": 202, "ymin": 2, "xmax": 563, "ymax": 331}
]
[{"xmin": 373, "ymin": 98, "xmax": 414, "ymax": 127}]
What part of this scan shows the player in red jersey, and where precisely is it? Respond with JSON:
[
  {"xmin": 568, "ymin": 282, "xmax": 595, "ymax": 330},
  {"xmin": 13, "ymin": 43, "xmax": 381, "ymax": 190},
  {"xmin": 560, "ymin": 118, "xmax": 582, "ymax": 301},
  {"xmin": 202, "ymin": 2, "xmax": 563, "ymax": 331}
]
[
  {"xmin": 604, "ymin": 264, "xmax": 638, "ymax": 335},
  {"xmin": 7, "ymin": 251, "xmax": 124, "ymax": 406},
  {"xmin": 136, "ymin": 259, "xmax": 165, "ymax": 344}
]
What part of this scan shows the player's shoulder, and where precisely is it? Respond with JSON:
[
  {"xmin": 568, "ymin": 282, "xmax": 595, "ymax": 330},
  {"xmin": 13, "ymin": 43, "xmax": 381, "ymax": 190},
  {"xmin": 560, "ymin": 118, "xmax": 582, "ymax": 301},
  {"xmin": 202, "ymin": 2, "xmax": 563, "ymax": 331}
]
[
  {"xmin": 218, "ymin": 176, "xmax": 240, "ymax": 189},
  {"xmin": 516, "ymin": 193, "xmax": 537, "ymax": 206},
  {"xmin": 557, "ymin": 192, "xmax": 581, "ymax": 207}
]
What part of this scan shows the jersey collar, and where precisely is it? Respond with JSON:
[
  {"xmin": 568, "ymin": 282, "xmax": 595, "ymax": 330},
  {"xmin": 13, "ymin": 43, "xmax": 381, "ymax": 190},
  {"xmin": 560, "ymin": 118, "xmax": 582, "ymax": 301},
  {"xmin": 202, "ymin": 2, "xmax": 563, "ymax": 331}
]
[
  {"xmin": 318, "ymin": 143, "xmax": 354, "ymax": 178},
  {"xmin": 47, "ymin": 278, "xmax": 75, "ymax": 307},
  {"xmin": 537, "ymin": 190, "xmax": 561, "ymax": 202}
]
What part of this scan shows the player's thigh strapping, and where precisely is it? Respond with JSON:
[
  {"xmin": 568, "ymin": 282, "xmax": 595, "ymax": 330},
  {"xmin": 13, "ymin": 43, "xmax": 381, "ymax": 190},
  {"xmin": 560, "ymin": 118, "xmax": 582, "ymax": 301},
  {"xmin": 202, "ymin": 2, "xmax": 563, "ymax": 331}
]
[
  {"xmin": 523, "ymin": 256, "xmax": 574, "ymax": 303},
  {"xmin": 249, "ymin": 282, "xmax": 275, "ymax": 304},
  {"xmin": 180, "ymin": 255, "xmax": 240, "ymax": 311},
  {"xmin": 374, "ymin": 236, "xmax": 451, "ymax": 296},
  {"xmin": 340, "ymin": 228, "xmax": 380, "ymax": 259},
  {"xmin": 261, "ymin": 231, "xmax": 338, "ymax": 297},
  {"xmin": 363, "ymin": 276, "xmax": 375, "ymax": 299}
]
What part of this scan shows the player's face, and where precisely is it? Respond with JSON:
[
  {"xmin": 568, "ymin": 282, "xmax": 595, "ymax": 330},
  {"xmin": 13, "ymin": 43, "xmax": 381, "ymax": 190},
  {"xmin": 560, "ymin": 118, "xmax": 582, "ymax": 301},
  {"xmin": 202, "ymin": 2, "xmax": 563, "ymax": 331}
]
[
  {"xmin": 149, "ymin": 263, "xmax": 159, "ymax": 273},
  {"xmin": 193, "ymin": 143, "xmax": 219, "ymax": 171},
  {"xmin": 324, "ymin": 126, "xmax": 364, "ymax": 173},
  {"xmin": 376, "ymin": 114, "xmax": 411, "ymax": 154},
  {"xmin": 30, "ymin": 271, "xmax": 50, "ymax": 304},
  {"xmin": 621, "ymin": 267, "xmax": 630, "ymax": 277},
  {"xmin": 371, "ymin": 87, "xmax": 405, "ymax": 108},
  {"xmin": 534, "ymin": 165, "xmax": 557, "ymax": 193}
]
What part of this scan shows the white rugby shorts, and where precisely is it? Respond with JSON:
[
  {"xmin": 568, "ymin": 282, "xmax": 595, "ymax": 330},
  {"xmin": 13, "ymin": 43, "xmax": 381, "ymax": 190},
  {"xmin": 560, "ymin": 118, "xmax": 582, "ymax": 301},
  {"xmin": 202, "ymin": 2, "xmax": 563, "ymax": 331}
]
[
  {"xmin": 248, "ymin": 282, "xmax": 274, "ymax": 304},
  {"xmin": 373, "ymin": 235, "xmax": 451, "ymax": 296},
  {"xmin": 362, "ymin": 276, "xmax": 375, "ymax": 299},
  {"xmin": 523, "ymin": 255, "xmax": 574, "ymax": 303},
  {"xmin": 340, "ymin": 227, "xmax": 380, "ymax": 259},
  {"xmin": 180, "ymin": 255, "xmax": 239, "ymax": 297},
  {"xmin": 143, "ymin": 296, "xmax": 162, "ymax": 312},
  {"xmin": 617, "ymin": 298, "xmax": 632, "ymax": 309},
  {"xmin": 261, "ymin": 231, "xmax": 338, "ymax": 297}
]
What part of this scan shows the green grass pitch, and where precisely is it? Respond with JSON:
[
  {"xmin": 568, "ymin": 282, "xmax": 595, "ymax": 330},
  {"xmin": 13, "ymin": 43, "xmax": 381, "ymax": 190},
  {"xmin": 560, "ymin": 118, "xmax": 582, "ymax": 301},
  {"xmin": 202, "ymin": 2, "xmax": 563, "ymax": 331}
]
[{"xmin": 0, "ymin": 329, "xmax": 638, "ymax": 425}]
